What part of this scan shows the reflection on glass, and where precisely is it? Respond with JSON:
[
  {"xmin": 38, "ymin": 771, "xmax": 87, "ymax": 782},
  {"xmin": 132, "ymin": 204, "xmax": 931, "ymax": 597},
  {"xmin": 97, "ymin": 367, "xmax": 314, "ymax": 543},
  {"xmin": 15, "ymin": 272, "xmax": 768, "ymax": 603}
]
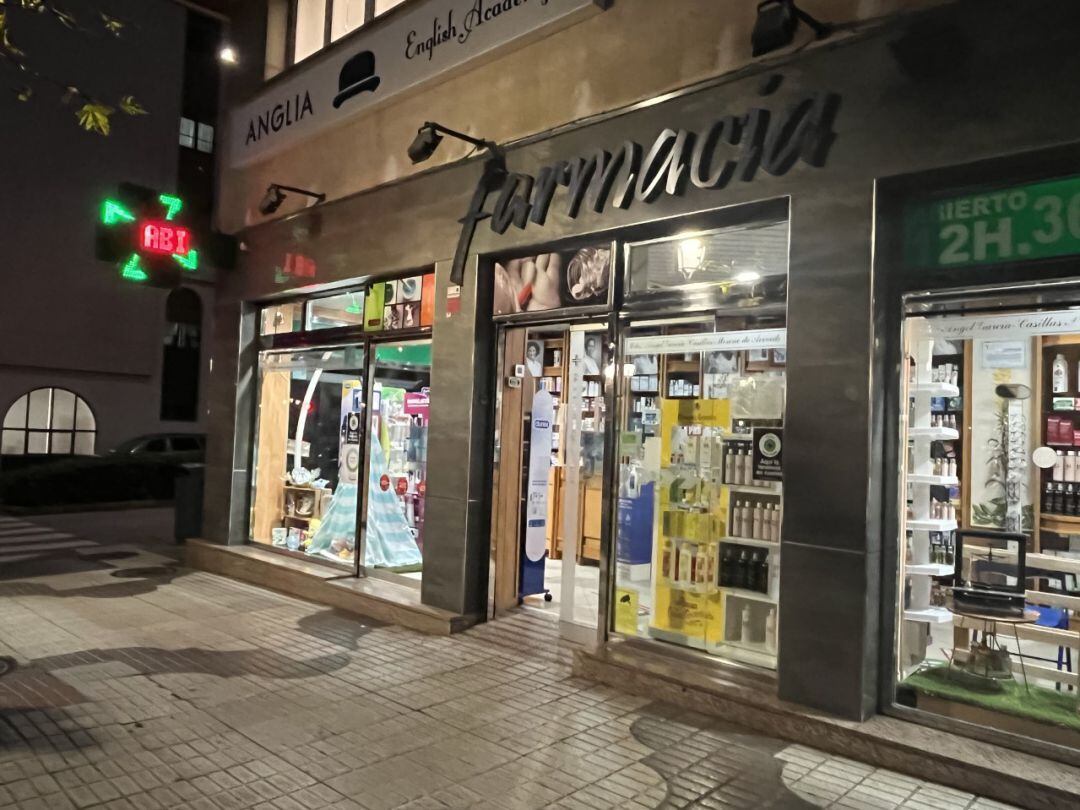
[
  {"xmin": 261, "ymin": 302, "xmax": 303, "ymax": 336},
  {"xmin": 364, "ymin": 342, "xmax": 430, "ymax": 579},
  {"xmin": 627, "ymin": 221, "xmax": 788, "ymax": 300},
  {"xmin": 250, "ymin": 346, "xmax": 365, "ymax": 565},
  {"xmin": 307, "ymin": 291, "xmax": 366, "ymax": 330}
]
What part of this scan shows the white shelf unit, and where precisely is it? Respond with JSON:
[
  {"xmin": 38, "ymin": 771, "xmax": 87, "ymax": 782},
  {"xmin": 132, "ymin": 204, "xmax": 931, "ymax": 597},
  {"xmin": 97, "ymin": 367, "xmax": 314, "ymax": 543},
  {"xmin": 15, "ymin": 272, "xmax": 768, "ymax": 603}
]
[
  {"xmin": 904, "ymin": 319, "xmax": 958, "ymax": 628},
  {"xmin": 903, "ymin": 606, "xmax": 952, "ymax": 624}
]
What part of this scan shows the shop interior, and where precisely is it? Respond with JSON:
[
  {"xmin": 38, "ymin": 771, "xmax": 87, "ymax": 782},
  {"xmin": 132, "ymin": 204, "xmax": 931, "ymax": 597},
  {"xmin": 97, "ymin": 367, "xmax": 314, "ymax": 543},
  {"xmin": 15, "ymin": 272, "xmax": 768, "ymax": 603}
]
[
  {"xmin": 897, "ymin": 305, "xmax": 1080, "ymax": 748},
  {"xmin": 249, "ymin": 277, "xmax": 433, "ymax": 581}
]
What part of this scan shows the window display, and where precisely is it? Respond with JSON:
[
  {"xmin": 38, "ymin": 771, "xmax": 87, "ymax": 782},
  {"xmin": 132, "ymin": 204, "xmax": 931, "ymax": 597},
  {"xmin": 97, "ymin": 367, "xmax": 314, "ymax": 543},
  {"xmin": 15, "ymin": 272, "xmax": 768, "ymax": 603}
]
[
  {"xmin": 250, "ymin": 346, "xmax": 366, "ymax": 565},
  {"xmin": 364, "ymin": 342, "xmax": 429, "ymax": 577},
  {"xmin": 611, "ymin": 221, "xmax": 789, "ymax": 669},
  {"xmin": 897, "ymin": 307, "xmax": 1080, "ymax": 750}
]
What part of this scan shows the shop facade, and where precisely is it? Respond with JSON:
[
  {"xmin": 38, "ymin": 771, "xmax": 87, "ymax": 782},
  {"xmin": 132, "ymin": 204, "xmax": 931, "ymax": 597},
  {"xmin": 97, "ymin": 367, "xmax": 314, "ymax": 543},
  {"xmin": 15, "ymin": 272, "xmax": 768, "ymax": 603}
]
[{"xmin": 202, "ymin": 0, "xmax": 1080, "ymax": 789}]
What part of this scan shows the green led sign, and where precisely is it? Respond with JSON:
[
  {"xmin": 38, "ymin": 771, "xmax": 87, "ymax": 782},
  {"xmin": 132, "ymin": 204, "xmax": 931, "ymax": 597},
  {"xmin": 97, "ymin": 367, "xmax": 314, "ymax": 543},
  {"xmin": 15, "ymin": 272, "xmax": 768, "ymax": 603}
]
[
  {"xmin": 905, "ymin": 175, "xmax": 1080, "ymax": 269},
  {"xmin": 96, "ymin": 184, "xmax": 198, "ymax": 284}
]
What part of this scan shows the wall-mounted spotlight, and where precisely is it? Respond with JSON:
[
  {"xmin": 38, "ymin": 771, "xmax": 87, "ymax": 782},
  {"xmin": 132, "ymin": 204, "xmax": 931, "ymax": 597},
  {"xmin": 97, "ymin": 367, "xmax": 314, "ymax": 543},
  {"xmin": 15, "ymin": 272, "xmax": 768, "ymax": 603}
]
[
  {"xmin": 751, "ymin": 0, "xmax": 831, "ymax": 57},
  {"xmin": 258, "ymin": 184, "xmax": 326, "ymax": 216},
  {"xmin": 218, "ymin": 44, "xmax": 239, "ymax": 65},
  {"xmin": 407, "ymin": 121, "xmax": 500, "ymax": 165}
]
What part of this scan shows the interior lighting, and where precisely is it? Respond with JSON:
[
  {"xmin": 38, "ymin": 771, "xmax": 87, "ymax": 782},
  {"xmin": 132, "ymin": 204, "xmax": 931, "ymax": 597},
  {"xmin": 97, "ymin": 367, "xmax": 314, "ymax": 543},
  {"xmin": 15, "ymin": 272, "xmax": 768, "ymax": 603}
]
[
  {"xmin": 676, "ymin": 237, "xmax": 707, "ymax": 280},
  {"xmin": 219, "ymin": 44, "xmax": 239, "ymax": 65}
]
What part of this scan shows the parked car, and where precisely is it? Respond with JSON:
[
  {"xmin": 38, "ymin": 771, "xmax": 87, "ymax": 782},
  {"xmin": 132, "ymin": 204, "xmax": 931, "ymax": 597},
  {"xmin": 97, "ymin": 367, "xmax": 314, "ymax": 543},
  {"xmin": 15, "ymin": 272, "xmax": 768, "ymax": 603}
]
[{"xmin": 109, "ymin": 433, "xmax": 206, "ymax": 464}]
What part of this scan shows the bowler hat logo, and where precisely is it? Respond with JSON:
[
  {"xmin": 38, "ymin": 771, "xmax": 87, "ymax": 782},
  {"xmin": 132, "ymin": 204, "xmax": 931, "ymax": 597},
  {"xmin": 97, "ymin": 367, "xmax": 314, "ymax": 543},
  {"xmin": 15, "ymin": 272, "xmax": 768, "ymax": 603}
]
[{"xmin": 333, "ymin": 50, "xmax": 381, "ymax": 109}]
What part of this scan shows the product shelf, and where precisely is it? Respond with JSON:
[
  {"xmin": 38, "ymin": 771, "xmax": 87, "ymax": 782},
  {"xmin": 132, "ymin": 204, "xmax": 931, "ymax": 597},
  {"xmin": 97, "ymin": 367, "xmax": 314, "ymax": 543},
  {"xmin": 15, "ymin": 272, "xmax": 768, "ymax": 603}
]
[
  {"xmin": 911, "ymin": 382, "xmax": 960, "ymax": 397},
  {"xmin": 720, "ymin": 586, "xmax": 776, "ymax": 604},
  {"xmin": 1041, "ymin": 514, "xmax": 1080, "ymax": 535},
  {"xmin": 908, "ymin": 426, "xmax": 959, "ymax": 441},
  {"xmin": 903, "ymin": 606, "xmax": 952, "ymax": 624},
  {"xmin": 710, "ymin": 639, "xmax": 777, "ymax": 668},
  {"xmin": 719, "ymin": 536, "xmax": 779, "ymax": 549},
  {"xmin": 907, "ymin": 474, "xmax": 959, "ymax": 486},
  {"xmin": 727, "ymin": 483, "xmax": 783, "ymax": 495},
  {"xmin": 906, "ymin": 563, "xmax": 955, "ymax": 577},
  {"xmin": 907, "ymin": 518, "xmax": 958, "ymax": 532}
]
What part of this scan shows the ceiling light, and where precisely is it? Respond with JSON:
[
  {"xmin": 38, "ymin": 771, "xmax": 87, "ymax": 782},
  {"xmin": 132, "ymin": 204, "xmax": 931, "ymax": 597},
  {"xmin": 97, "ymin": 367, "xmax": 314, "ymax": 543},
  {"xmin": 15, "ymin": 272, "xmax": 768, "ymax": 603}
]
[{"xmin": 676, "ymin": 237, "xmax": 707, "ymax": 280}]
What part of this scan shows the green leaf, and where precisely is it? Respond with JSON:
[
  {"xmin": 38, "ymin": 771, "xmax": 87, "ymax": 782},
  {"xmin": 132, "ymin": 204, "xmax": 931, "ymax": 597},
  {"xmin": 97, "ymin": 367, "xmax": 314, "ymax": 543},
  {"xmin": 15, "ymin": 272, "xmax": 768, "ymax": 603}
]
[
  {"xmin": 119, "ymin": 95, "xmax": 146, "ymax": 116},
  {"xmin": 76, "ymin": 102, "xmax": 113, "ymax": 135}
]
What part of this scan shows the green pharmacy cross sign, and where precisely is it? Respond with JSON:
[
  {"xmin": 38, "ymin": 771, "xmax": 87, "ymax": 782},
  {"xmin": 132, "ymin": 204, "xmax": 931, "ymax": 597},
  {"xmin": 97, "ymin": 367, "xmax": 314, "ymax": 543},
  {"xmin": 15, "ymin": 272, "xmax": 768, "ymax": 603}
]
[
  {"xmin": 96, "ymin": 184, "xmax": 198, "ymax": 284},
  {"xmin": 905, "ymin": 175, "xmax": 1080, "ymax": 270}
]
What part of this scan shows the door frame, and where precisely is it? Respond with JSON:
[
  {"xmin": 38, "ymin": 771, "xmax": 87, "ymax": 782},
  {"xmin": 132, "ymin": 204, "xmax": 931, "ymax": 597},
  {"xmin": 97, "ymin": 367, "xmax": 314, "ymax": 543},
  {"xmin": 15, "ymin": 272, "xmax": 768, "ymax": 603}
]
[{"xmin": 488, "ymin": 317, "xmax": 618, "ymax": 644}]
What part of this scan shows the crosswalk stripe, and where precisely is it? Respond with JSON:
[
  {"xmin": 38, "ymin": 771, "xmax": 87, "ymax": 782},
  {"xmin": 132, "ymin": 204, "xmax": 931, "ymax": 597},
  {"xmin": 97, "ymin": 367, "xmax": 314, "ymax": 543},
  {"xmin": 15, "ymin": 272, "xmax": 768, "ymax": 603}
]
[{"xmin": 0, "ymin": 525, "xmax": 54, "ymax": 535}]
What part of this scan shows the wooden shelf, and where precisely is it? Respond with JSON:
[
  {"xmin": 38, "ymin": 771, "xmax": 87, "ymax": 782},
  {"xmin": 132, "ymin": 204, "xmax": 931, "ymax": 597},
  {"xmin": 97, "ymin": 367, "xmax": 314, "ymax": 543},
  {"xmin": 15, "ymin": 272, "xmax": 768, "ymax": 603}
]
[
  {"xmin": 1042, "ymin": 335, "xmax": 1080, "ymax": 347},
  {"xmin": 1041, "ymin": 514, "xmax": 1080, "ymax": 535}
]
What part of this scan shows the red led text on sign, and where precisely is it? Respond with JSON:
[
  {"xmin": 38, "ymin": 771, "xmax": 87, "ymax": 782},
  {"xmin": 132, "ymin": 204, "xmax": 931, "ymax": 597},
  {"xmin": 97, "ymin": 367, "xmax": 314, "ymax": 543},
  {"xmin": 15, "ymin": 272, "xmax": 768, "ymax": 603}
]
[{"xmin": 139, "ymin": 222, "xmax": 191, "ymax": 256}]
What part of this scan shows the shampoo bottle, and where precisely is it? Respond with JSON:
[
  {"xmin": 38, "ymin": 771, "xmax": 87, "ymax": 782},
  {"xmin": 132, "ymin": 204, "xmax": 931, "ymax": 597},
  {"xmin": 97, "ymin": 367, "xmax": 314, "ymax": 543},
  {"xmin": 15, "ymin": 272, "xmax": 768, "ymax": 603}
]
[
  {"xmin": 1054, "ymin": 353, "xmax": 1069, "ymax": 394},
  {"xmin": 741, "ymin": 606, "xmax": 752, "ymax": 645},
  {"xmin": 765, "ymin": 608, "xmax": 777, "ymax": 652}
]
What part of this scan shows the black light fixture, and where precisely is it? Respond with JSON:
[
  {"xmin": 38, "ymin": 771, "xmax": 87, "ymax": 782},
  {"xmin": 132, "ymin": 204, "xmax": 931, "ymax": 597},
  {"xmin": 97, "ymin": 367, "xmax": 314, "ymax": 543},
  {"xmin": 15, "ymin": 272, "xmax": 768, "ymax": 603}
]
[
  {"xmin": 258, "ymin": 184, "xmax": 326, "ymax": 216},
  {"xmin": 407, "ymin": 121, "xmax": 500, "ymax": 164},
  {"xmin": 751, "ymin": 0, "xmax": 831, "ymax": 57}
]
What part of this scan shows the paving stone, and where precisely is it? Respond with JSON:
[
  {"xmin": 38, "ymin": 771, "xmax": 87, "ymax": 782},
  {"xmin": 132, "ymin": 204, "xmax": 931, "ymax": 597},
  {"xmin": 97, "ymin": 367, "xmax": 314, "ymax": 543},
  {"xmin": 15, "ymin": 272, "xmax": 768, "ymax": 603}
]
[{"xmin": 0, "ymin": 525, "xmax": 1027, "ymax": 810}]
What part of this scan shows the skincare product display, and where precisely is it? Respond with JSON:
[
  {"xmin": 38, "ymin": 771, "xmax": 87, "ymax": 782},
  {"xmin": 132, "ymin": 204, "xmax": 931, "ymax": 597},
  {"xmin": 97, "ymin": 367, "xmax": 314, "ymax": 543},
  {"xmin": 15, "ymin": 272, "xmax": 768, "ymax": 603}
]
[{"xmin": 719, "ymin": 542, "xmax": 771, "ymax": 593}]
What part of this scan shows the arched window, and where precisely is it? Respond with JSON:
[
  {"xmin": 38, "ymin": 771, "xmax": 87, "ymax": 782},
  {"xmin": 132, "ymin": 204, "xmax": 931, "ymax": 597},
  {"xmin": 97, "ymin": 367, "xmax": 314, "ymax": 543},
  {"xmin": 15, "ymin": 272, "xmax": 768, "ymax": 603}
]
[
  {"xmin": 161, "ymin": 288, "xmax": 202, "ymax": 421},
  {"xmin": 1, "ymin": 388, "xmax": 96, "ymax": 455}
]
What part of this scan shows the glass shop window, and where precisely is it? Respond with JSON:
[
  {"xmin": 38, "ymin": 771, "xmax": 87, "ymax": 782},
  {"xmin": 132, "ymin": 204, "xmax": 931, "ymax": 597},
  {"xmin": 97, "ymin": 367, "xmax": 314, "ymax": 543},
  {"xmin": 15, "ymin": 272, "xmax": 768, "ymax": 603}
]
[
  {"xmin": 260, "ymin": 301, "xmax": 304, "ymax": 336},
  {"xmin": 292, "ymin": 0, "xmax": 327, "ymax": 63},
  {"xmin": 896, "ymin": 305, "xmax": 1080, "ymax": 752},
  {"xmin": 274, "ymin": 0, "xmax": 410, "ymax": 72},
  {"xmin": 627, "ymin": 220, "xmax": 789, "ymax": 302},
  {"xmin": 306, "ymin": 291, "xmax": 366, "ymax": 330},
  {"xmin": 612, "ymin": 223, "xmax": 789, "ymax": 670},
  {"xmin": 249, "ymin": 345, "xmax": 366, "ymax": 565}
]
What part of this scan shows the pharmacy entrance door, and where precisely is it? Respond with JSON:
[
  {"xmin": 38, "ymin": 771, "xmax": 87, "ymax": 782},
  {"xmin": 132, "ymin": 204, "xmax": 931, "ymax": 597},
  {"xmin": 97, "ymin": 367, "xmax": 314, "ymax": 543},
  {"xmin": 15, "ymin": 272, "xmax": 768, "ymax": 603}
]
[{"xmin": 490, "ymin": 322, "xmax": 612, "ymax": 644}]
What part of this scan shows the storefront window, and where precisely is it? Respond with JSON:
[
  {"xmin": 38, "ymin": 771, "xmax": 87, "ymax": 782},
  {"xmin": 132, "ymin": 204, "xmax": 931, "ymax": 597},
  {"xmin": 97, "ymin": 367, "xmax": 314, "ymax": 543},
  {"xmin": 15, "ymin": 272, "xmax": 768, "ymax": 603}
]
[
  {"xmin": 612, "ymin": 224, "xmax": 788, "ymax": 669},
  {"xmin": 363, "ymin": 341, "xmax": 429, "ymax": 578},
  {"xmin": 896, "ymin": 305, "xmax": 1080, "ymax": 750},
  {"xmin": 627, "ymin": 220, "xmax": 788, "ymax": 297},
  {"xmin": 261, "ymin": 302, "xmax": 303, "ymax": 336},
  {"xmin": 307, "ymin": 291, "xmax": 366, "ymax": 330},
  {"xmin": 250, "ymin": 345, "xmax": 366, "ymax": 565}
]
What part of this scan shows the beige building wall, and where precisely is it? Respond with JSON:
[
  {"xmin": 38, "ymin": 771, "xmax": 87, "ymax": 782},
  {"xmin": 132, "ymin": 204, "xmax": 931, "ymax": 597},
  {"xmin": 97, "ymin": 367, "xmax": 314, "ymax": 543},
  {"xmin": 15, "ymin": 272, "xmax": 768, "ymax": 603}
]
[{"xmin": 219, "ymin": 0, "xmax": 944, "ymax": 234}]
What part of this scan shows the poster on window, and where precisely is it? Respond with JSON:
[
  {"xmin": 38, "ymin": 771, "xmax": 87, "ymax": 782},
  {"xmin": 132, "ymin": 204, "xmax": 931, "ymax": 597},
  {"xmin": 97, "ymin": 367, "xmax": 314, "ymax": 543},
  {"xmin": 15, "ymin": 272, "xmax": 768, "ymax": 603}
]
[{"xmin": 493, "ymin": 244, "xmax": 612, "ymax": 316}]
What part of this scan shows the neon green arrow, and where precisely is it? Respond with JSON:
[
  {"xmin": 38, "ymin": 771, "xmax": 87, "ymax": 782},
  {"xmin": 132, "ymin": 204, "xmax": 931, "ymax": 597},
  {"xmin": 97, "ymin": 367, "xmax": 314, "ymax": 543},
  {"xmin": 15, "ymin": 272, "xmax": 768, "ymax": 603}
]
[
  {"xmin": 159, "ymin": 194, "xmax": 183, "ymax": 221},
  {"xmin": 102, "ymin": 199, "xmax": 136, "ymax": 225},
  {"xmin": 121, "ymin": 254, "xmax": 148, "ymax": 282},
  {"xmin": 173, "ymin": 249, "xmax": 199, "ymax": 271}
]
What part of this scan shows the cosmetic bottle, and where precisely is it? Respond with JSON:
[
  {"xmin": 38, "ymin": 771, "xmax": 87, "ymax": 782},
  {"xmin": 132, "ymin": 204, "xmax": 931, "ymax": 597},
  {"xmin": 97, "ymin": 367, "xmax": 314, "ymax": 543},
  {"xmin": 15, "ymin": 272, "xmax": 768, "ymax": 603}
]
[
  {"xmin": 947, "ymin": 458, "xmax": 957, "ymax": 478},
  {"xmin": 1054, "ymin": 354, "xmax": 1071, "ymax": 395},
  {"xmin": 1067, "ymin": 451, "xmax": 1077, "ymax": 483},
  {"xmin": 765, "ymin": 609, "xmax": 777, "ymax": 653},
  {"xmin": 1044, "ymin": 481, "xmax": 1056, "ymax": 515},
  {"xmin": 725, "ymin": 449, "xmax": 736, "ymax": 484},
  {"xmin": 752, "ymin": 503, "xmax": 763, "ymax": 539},
  {"xmin": 719, "ymin": 546, "xmax": 732, "ymax": 586},
  {"xmin": 735, "ymin": 550, "xmax": 749, "ymax": 589},
  {"xmin": 739, "ymin": 501, "xmax": 751, "ymax": 537},
  {"xmin": 741, "ymin": 449, "xmax": 753, "ymax": 484},
  {"xmin": 731, "ymin": 501, "xmax": 743, "ymax": 537},
  {"xmin": 741, "ymin": 606, "xmax": 752, "ymax": 645},
  {"xmin": 1053, "ymin": 482, "xmax": 1065, "ymax": 514},
  {"xmin": 1067, "ymin": 484, "xmax": 1077, "ymax": 517},
  {"xmin": 1054, "ymin": 354, "xmax": 1069, "ymax": 393},
  {"xmin": 757, "ymin": 551, "xmax": 770, "ymax": 593},
  {"xmin": 1055, "ymin": 450, "xmax": 1065, "ymax": 481}
]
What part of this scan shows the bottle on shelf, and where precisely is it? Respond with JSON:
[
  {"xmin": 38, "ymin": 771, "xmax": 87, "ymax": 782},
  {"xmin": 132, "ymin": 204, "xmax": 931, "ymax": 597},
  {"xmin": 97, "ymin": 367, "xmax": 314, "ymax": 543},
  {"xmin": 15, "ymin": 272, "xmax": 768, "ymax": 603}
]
[
  {"xmin": 741, "ymin": 606, "xmax": 752, "ymax": 645},
  {"xmin": 719, "ymin": 546, "xmax": 733, "ymax": 586},
  {"xmin": 1054, "ymin": 450, "xmax": 1065, "ymax": 481},
  {"xmin": 947, "ymin": 458, "xmax": 957, "ymax": 478},
  {"xmin": 735, "ymin": 550, "xmax": 749, "ymax": 589},
  {"xmin": 1067, "ymin": 451, "xmax": 1077, "ymax": 483},
  {"xmin": 752, "ymin": 502, "xmax": 763, "ymax": 539},
  {"xmin": 1067, "ymin": 484, "xmax": 1077, "ymax": 517},
  {"xmin": 1053, "ymin": 353, "xmax": 1069, "ymax": 394},
  {"xmin": 757, "ymin": 551, "xmax": 770, "ymax": 593},
  {"xmin": 765, "ymin": 608, "xmax": 777, "ymax": 652}
]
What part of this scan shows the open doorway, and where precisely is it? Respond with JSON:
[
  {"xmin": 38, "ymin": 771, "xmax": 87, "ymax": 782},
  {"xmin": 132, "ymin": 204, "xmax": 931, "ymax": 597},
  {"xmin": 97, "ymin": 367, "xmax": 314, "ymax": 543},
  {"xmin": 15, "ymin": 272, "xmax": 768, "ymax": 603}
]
[{"xmin": 490, "ymin": 321, "xmax": 610, "ymax": 642}]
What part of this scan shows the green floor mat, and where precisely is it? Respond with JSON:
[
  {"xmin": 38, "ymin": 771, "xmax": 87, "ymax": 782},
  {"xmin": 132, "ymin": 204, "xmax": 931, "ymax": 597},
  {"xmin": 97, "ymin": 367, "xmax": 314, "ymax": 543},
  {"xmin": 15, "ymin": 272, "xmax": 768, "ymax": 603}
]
[{"xmin": 903, "ymin": 664, "xmax": 1080, "ymax": 732}]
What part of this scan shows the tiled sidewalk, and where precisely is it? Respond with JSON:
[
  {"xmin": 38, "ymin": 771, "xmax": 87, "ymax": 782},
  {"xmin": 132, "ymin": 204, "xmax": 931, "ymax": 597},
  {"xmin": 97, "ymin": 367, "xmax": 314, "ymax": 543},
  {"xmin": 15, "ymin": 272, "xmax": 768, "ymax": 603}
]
[{"xmin": 0, "ymin": 530, "xmax": 1019, "ymax": 810}]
